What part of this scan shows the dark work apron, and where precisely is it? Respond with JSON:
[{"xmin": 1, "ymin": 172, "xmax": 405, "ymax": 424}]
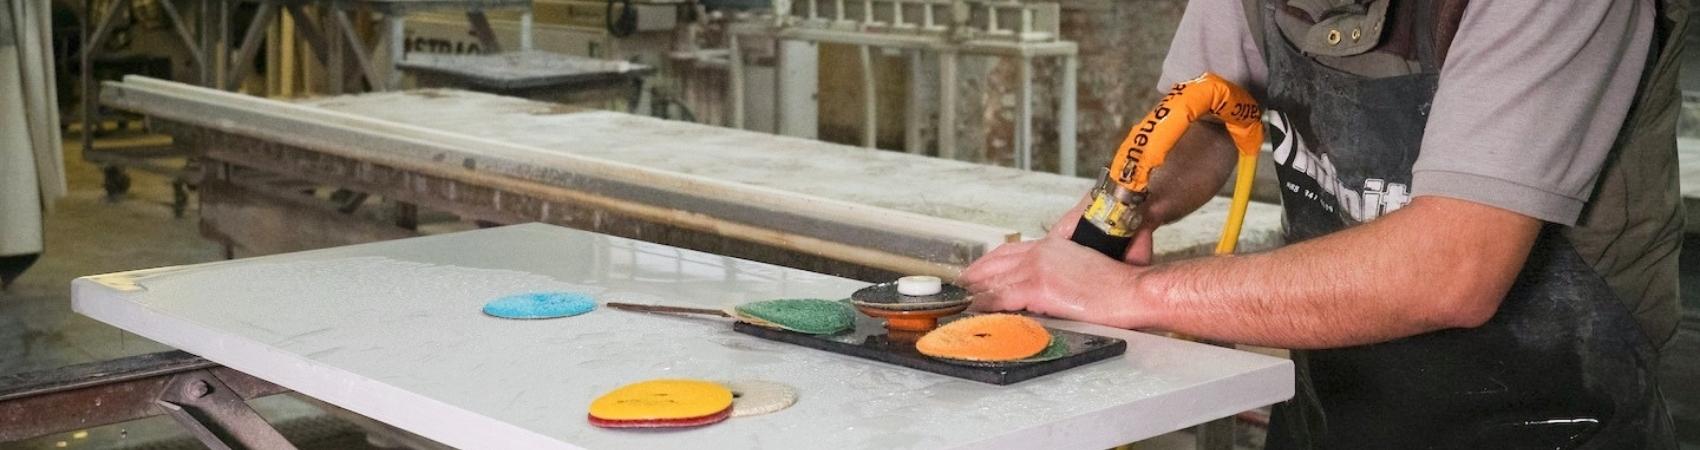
[{"xmin": 1256, "ymin": 2, "xmax": 1677, "ymax": 448}]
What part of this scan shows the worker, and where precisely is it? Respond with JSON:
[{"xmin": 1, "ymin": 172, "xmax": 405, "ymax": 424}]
[{"xmin": 960, "ymin": 0, "xmax": 1684, "ymax": 447}]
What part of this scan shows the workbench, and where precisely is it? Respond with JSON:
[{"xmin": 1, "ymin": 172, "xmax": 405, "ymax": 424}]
[
  {"xmin": 398, "ymin": 50, "xmax": 656, "ymax": 107},
  {"xmin": 71, "ymin": 223, "xmax": 1294, "ymax": 449},
  {"xmin": 101, "ymin": 77, "xmax": 1286, "ymax": 282}
]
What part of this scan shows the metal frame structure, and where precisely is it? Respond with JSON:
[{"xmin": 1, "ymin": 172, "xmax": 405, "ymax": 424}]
[
  {"xmin": 76, "ymin": 0, "xmax": 535, "ymax": 213},
  {"xmin": 77, "ymin": 0, "xmax": 213, "ymax": 213},
  {"xmin": 725, "ymin": 0, "xmax": 1077, "ymax": 175},
  {"xmin": 0, "ymin": 351, "xmax": 295, "ymax": 448}
]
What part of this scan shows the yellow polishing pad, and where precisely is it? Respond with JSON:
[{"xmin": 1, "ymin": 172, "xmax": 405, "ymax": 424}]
[{"xmin": 588, "ymin": 379, "xmax": 734, "ymax": 421}]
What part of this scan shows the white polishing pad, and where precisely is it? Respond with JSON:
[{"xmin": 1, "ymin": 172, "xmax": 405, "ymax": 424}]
[
  {"xmin": 896, "ymin": 275, "xmax": 943, "ymax": 296},
  {"xmin": 724, "ymin": 380, "xmax": 798, "ymax": 418}
]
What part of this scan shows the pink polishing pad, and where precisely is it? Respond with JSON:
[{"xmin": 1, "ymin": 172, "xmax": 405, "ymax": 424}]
[{"xmin": 588, "ymin": 406, "xmax": 732, "ymax": 429}]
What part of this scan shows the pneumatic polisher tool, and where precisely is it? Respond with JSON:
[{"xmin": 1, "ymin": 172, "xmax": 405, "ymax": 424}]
[{"xmin": 1070, "ymin": 72, "xmax": 1267, "ymax": 259}]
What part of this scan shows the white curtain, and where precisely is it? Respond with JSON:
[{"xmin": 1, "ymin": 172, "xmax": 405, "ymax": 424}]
[{"xmin": 0, "ymin": 0, "xmax": 65, "ymax": 258}]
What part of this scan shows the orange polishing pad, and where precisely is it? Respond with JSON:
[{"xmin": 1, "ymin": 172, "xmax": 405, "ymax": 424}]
[
  {"xmin": 588, "ymin": 379, "xmax": 734, "ymax": 428},
  {"xmin": 916, "ymin": 314, "xmax": 1051, "ymax": 362}
]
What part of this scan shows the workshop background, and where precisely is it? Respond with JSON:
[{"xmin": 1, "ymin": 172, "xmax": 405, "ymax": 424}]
[{"xmin": 0, "ymin": 0, "xmax": 1696, "ymax": 448}]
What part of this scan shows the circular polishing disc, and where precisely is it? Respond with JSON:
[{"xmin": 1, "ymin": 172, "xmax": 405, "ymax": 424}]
[
  {"xmin": 733, "ymin": 299, "xmax": 855, "ymax": 335},
  {"xmin": 725, "ymin": 308, "xmax": 794, "ymax": 332},
  {"xmin": 851, "ymin": 281, "xmax": 971, "ymax": 311},
  {"xmin": 916, "ymin": 314, "xmax": 1051, "ymax": 362},
  {"xmin": 935, "ymin": 336, "xmax": 1070, "ymax": 367},
  {"xmin": 723, "ymin": 380, "xmax": 798, "ymax": 417},
  {"xmin": 589, "ymin": 379, "xmax": 734, "ymax": 423},
  {"xmin": 483, "ymin": 292, "xmax": 597, "ymax": 319}
]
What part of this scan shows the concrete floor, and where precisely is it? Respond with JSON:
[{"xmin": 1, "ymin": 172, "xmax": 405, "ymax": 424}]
[
  {"xmin": 0, "ymin": 139, "xmax": 374, "ymax": 450},
  {"xmin": 1, "ymin": 135, "xmax": 1697, "ymax": 448},
  {"xmin": 0, "ymin": 145, "xmax": 211, "ymax": 375}
]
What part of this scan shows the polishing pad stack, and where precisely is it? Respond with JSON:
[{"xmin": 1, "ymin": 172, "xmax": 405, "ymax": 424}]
[
  {"xmin": 588, "ymin": 379, "xmax": 798, "ymax": 429},
  {"xmin": 849, "ymin": 276, "xmax": 975, "ymax": 331},
  {"xmin": 917, "ymin": 314, "xmax": 1065, "ymax": 364},
  {"xmin": 724, "ymin": 379, "xmax": 799, "ymax": 418},
  {"xmin": 587, "ymin": 379, "xmax": 734, "ymax": 428},
  {"xmin": 850, "ymin": 276, "xmax": 971, "ymax": 311}
]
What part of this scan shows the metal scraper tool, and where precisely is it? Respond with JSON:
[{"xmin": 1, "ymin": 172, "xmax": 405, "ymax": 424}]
[{"xmin": 606, "ymin": 302, "xmax": 732, "ymax": 318}]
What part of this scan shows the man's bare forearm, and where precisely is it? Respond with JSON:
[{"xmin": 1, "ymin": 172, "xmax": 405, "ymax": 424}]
[{"xmin": 1118, "ymin": 197, "xmax": 1541, "ymax": 349}]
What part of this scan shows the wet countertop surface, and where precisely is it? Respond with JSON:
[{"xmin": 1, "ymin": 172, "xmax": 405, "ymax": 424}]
[{"xmin": 73, "ymin": 224, "xmax": 1292, "ymax": 449}]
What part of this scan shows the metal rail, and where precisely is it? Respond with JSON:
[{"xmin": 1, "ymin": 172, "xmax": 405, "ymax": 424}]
[
  {"xmin": 724, "ymin": 0, "xmax": 1078, "ymax": 175},
  {"xmin": 788, "ymin": 0, "xmax": 1060, "ymax": 42},
  {"xmin": 0, "ymin": 351, "xmax": 293, "ymax": 447}
]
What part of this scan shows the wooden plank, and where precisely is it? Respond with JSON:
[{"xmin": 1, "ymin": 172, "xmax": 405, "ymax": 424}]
[
  {"xmin": 226, "ymin": 1, "xmax": 279, "ymax": 91},
  {"xmin": 284, "ymin": 4, "xmax": 332, "ymax": 67}
]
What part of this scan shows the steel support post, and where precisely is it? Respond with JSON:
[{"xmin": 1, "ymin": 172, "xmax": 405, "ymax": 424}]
[
  {"xmin": 905, "ymin": 49, "xmax": 926, "ymax": 154},
  {"xmin": 1015, "ymin": 54, "xmax": 1032, "ymax": 171},
  {"xmin": 383, "ymin": 14, "xmax": 405, "ymax": 89},
  {"xmin": 937, "ymin": 49, "xmax": 957, "ymax": 159},
  {"xmin": 1059, "ymin": 53, "xmax": 1077, "ymax": 176},
  {"xmin": 729, "ymin": 33, "xmax": 745, "ymax": 129},
  {"xmin": 859, "ymin": 45, "xmax": 877, "ymax": 148}
]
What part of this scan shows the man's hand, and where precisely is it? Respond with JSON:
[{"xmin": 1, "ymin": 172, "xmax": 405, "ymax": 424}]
[
  {"xmin": 961, "ymin": 195, "xmax": 1540, "ymax": 349},
  {"xmin": 972, "ymin": 196, "xmax": 1542, "ymax": 349},
  {"xmin": 958, "ymin": 236, "xmax": 1149, "ymax": 329}
]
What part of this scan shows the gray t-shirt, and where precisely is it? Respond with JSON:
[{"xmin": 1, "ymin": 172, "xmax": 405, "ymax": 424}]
[
  {"xmin": 1159, "ymin": 0, "xmax": 1684, "ymax": 346},
  {"xmin": 1161, "ymin": 0, "xmax": 1652, "ymax": 226}
]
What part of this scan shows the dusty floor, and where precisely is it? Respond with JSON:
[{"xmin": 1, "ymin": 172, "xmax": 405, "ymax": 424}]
[
  {"xmin": 0, "ymin": 138, "xmax": 380, "ymax": 450},
  {"xmin": 1, "ymin": 134, "xmax": 1696, "ymax": 449}
]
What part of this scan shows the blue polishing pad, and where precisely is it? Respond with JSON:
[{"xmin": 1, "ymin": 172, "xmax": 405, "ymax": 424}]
[{"xmin": 483, "ymin": 292, "xmax": 597, "ymax": 319}]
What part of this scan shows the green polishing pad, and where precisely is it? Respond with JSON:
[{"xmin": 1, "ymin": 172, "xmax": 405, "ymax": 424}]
[
  {"xmin": 734, "ymin": 299, "xmax": 855, "ymax": 335},
  {"xmin": 1022, "ymin": 337, "xmax": 1070, "ymax": 362}
]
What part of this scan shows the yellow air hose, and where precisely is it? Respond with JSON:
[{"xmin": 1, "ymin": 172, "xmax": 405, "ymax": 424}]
[{"xmin": 1217, "ymin": 152, "xmax": 1260, "ymax": 255}]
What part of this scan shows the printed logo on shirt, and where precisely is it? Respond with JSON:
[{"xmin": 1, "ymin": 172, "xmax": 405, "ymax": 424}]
[{"xmin": 1267, "ymin": 110, "xmax": 1411, "ymax": 222}]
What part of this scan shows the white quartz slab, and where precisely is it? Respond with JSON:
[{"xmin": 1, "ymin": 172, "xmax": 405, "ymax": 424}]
[
  {"xmin": 303, "ymin": 89, "xmax": 1287, "ymax": 257},
  {"xmin": 73, "ymin": 224, "xmax": 1293, "ymax": 450}
]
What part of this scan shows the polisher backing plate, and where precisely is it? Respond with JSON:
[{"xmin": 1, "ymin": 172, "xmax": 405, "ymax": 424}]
[
  {"xmin": 916, "ymin": 314, "xmax": 1051, "ymax": 362},
  {"xmin": 482, "ymin": 292, "xmax": 596, "ymax": 319},
  {"xmin": 588, "ymin": 379, "xmax": 734, "ymax": 426},
  {"xmin": 850, "ymin": 282, "xmax": 972, "ymax": 311},
  {"xmin": 724, "ymin": 380, "xmax": 799, "ymax": 417},
  {"xmin": 733, "ymin": 299, "xmax": 855, "ymax": 335}
]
